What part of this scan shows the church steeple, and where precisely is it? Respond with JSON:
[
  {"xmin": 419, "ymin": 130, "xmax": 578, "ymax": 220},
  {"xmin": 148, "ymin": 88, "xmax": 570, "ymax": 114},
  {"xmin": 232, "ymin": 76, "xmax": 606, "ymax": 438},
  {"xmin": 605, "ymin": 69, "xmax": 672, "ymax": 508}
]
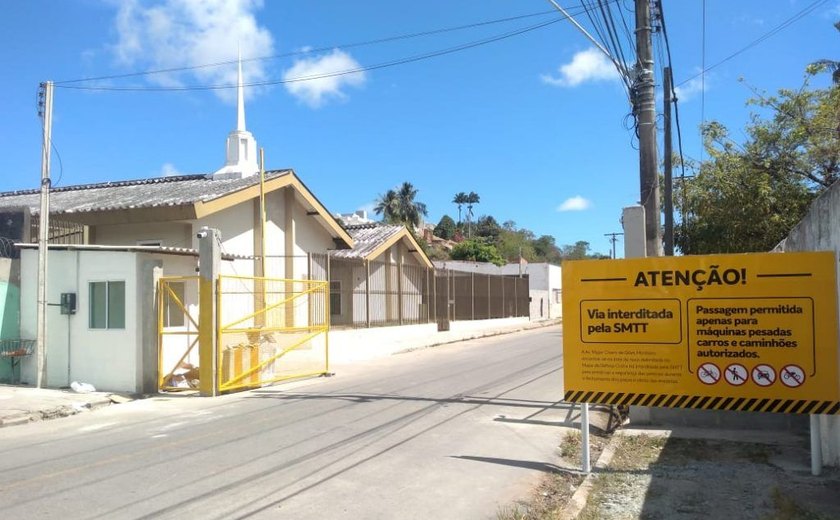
[
  {"xmin": 212, "ymin": 47, "xmax": 259, "ymax": 180},
  {"xmin": 236, "ymin": 46, "xmax": 246, "ymax": 132}
]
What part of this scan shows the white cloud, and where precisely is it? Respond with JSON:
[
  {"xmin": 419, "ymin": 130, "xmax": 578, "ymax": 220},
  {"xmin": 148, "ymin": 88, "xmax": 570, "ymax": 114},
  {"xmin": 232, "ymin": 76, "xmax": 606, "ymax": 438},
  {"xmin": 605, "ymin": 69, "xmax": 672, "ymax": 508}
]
[
  {"xmin": 357, "ymin": 202, "xmax": 377, "ymax": 215},
  {"xmin": 110, "ymin": 0, "xmax": 275, "ymax": 103},
  {"xmin": 159, "ymin": 163, "xmax": 181, "ymax": 177},
  {"xmin": 557, "ymin": 196, "xmax": 592, "ymax": 212},
  {"xmin": 541, "ymin": 48, "xmax": 620, "ymax": 88},
  {"xmin": 283, "ymin": 49, "xmax": 366, "ymax": 108}
]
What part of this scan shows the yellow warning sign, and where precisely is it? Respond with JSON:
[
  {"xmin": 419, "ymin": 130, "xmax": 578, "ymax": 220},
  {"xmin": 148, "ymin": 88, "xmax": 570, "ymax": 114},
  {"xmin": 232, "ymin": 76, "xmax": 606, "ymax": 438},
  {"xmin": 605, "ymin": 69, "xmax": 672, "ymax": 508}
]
[{"xmin": 562, "ymin": 251, "xmax": 840, "ymax": 414}]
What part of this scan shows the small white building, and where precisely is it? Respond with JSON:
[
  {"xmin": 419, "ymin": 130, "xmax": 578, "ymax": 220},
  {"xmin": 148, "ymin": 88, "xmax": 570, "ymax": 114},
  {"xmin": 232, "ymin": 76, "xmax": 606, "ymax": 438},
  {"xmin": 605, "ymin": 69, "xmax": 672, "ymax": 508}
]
[{"xmin": 434, "ymin": 260, "xmax": 562, "ymax": 320}]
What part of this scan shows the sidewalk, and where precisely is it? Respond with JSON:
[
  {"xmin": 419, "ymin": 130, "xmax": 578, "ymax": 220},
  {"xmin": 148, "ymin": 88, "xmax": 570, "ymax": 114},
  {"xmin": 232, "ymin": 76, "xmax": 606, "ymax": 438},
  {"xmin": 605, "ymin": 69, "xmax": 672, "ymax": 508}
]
[
  {"xmin": 0, "ymin": 318, "xmax": 560, "ymax": 429},
  {"xmin": 0, "ymin": 385, "xmax": 130, "ymax": 428}
]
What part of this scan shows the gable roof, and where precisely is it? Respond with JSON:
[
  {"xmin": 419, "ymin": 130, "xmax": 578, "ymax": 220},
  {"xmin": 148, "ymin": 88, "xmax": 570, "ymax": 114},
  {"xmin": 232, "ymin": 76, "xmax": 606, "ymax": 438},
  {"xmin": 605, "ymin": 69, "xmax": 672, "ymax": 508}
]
[
  {"xmin": 0, "ymin": 170, "xmax": 353, "ymax": 249},
  {"xmin": 333, "ymin": 223, "xmax": 433, "ymax": 268}
]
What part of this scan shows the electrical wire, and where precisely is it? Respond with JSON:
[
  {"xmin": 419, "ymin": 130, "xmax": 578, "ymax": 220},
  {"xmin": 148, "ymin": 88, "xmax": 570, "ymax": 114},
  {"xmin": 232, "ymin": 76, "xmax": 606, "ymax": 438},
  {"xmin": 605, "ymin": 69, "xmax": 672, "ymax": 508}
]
[
  {"xmin": 55, "ymin": 3, "xmax": 598, "ymax": 87},
  {"xmin": 675, "ymin": 0, "xmax": 829, "ymax": 87},
  {"xmin": 51, "ymin": 141, "xmax": 64, "ymax": 187},
  {"xmin": 55, "ymin": 11, "xmax": 596, "ymax": 92}
]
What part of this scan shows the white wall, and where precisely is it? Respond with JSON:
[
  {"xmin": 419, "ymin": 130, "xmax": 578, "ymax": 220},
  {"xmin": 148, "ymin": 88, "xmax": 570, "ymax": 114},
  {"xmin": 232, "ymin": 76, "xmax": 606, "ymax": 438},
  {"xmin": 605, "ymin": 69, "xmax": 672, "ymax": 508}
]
[
  {"xmin": 775, "ymin": 180, "xmax": 840, "ymax": 467},
  {"xmin": 94, "ymin": 221, "xmax": 192, "ymax": 248},
  {"xmin": 329, "ymin": 317, "xmax": 532, "ymax": 364},
  {"xmin": 20, "ymin": 250, "xmax": 142, "ymax": 392}
]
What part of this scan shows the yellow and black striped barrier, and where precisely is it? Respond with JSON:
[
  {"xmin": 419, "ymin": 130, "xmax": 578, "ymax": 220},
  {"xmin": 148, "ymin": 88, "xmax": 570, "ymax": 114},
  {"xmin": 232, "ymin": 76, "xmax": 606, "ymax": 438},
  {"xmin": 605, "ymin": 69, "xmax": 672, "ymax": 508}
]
[{"xmin": 564, "ymin": 390, "xmax": 840, "ymax": 415}]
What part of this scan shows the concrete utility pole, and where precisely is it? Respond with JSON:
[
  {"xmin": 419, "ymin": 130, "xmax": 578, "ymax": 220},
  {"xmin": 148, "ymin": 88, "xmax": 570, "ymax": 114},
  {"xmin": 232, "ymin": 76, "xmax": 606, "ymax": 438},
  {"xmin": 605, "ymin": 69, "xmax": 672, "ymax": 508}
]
[
  {"xmin": 663, "ymin": 66, "xmax": 674, "ymax": 256},
  {"xmin": 635, "ymin": 0, "xmax": 661, "ymax": 257},
  {"xmin": 198, "ymin": 227, "xmax": 221, "ymax": 397},
  {"xmin": 36, "ymin": 81, "xmax": 54, "ymax": 388}
]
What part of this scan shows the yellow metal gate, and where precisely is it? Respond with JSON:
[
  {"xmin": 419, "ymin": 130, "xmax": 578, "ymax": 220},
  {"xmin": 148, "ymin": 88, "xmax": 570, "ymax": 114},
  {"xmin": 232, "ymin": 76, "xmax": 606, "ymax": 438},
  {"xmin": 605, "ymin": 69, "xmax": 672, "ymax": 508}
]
[
  {"xmin": 158, "ymin": 276, "xmax": 201, "ymax": 391},
  {"xmin": 217, "ymin": 275, "xmax": 329, "ymax": 392}
]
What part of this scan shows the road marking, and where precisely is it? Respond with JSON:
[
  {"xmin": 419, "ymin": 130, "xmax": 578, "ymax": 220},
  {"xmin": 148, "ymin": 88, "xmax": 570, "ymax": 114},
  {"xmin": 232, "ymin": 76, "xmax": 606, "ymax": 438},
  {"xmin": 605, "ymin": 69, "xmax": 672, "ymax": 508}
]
[{"xmin": 77, "ymin": 422, "xmax": 118, "ymax": 433}]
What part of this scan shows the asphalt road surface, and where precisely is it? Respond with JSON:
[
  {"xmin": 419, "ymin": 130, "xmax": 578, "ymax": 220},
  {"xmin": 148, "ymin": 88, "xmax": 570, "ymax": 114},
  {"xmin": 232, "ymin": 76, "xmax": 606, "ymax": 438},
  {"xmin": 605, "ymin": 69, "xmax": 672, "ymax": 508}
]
[{"xmin": 0, "ymin": 327, "xmax": 571, "ymax": 520}]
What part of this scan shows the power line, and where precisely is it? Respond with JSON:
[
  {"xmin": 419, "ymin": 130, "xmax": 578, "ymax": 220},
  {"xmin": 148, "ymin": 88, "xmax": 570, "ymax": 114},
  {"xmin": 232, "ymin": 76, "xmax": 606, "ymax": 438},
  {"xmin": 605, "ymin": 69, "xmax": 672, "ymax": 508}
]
[
  {"xmin": 56, "ymin": 9, "xmax": 601, "ymax": 93},
  {"xmin": 55, "ymin": 3, "xmax": 598, "ymax": 87},
  {"xmin": 675, "ymin": 0, "xmax": 829, "ymax": 87}
]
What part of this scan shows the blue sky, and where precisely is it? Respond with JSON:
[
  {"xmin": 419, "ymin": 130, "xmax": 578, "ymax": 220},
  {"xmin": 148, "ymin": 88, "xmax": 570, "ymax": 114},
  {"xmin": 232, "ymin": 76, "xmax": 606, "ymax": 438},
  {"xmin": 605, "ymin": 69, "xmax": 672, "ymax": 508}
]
[{"xmin": 1, "ymin": 0, "xmax": 838, "ymax": 256}]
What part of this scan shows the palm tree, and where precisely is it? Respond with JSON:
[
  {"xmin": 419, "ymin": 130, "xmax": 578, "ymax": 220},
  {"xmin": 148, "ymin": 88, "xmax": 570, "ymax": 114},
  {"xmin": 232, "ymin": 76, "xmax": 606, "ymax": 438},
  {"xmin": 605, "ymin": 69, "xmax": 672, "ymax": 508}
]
[
  {"xmin": 397, "ymin": 182, "xmax": 427, "ymax": 230},
  {"xmin": 452, "ymin": 192, "xmax": 468, "ymax": 224},
  {"xmin": 374, "ymin": 189, "xmax": 400, "ymax": 224},
  {"xmin": 375, "ymin": 182, "xmax": 428, "ymax": 230},
  {"xmin": 465, "ymin": 191, "xmax": 480, "ymax": 237}
]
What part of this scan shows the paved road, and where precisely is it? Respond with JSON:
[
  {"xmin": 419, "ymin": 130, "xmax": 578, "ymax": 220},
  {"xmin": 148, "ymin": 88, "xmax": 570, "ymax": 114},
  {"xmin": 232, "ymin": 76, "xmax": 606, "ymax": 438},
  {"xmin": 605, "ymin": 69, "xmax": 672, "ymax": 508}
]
[{"xmin": 0, "ymin": 327, "xmax": 572, "ymax": 520}]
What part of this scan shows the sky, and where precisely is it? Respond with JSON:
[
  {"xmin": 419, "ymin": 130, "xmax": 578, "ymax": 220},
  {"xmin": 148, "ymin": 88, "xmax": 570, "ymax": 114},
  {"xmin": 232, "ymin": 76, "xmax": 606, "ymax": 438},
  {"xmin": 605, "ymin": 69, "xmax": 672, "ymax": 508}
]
[{"xmin": 1, "ymin": 0, "xmax": 838, "ymax": 257}]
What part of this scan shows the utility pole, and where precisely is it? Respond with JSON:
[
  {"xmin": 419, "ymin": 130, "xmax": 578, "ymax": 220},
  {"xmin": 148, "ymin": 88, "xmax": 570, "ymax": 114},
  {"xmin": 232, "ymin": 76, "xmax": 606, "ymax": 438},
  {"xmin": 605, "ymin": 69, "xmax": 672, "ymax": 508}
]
[
  {"xmin": 36, "ymin": 81, "xmax": 54, "ymax": 388},
  {"xmin": 635, "ymin": 0, "xmax": 661, "ymax": 257},
  {"xmin": 604, "ymin": 232, "xmax": 624, "ymax": 259},
  {"xmin": 663, "ymin": 66, "xmax": 674, "ymax": 256}
]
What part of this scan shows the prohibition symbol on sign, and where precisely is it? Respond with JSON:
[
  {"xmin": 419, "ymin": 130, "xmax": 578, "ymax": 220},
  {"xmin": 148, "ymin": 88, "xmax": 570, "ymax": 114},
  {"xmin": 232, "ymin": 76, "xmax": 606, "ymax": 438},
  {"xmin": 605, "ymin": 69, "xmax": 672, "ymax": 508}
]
[
  {"xmin": 724, "ymin": 363, "xmax": 748, "ymax": 386},
  {"xmin": 751, "ymin": 364, "xmax": 776, "ymax": 387},
  {"xmin": 780, "ymin": 364, "xmax": 806, "ymax": 388},
  {"xmin": 697, "ymin": 362, "xmax": 721, "ymax": 385}
]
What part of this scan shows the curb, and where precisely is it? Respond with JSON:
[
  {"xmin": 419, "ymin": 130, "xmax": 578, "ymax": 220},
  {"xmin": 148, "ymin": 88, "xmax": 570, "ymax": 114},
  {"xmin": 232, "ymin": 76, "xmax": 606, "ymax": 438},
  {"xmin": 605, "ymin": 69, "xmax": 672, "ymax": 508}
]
[
  {"xmin": 0, "ymin": 396, "xmax": 116, "ymax": 429},
  {"xmin": 0, "ymin": 413, "xmax": 32, "ymax": 427},
  {"xmin": 394, "ymin": 319, "xmax": 561, "ymax": 356},
  {"xmin": 560, "ymin": 431, "xmax": 620, "ymax": 519}
]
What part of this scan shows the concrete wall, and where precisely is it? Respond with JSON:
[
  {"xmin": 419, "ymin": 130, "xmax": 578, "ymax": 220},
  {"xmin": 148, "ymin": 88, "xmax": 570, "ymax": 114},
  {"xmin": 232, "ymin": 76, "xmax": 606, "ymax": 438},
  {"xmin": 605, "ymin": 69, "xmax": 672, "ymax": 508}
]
[
  {"xmin": 93, "ymin": 221, "xmax": 192, "ymax": 248},
  {"xmin": 775, "ymin": 180, "xmax": 840, "ymax": 467},
  {"xmin": 0, "ymin": 258, "xmax": 21, "ymax": 382},
  {"xmin": 17, "ymin": 250, "xmax": 185, "ymax": 393},
  {"xmin": 20, "ymin": 250, "xmax": 142, "ymax": 392},
  {"xmin": 329, "ymin": 317, "xmax": 532, "ymax": 364}
]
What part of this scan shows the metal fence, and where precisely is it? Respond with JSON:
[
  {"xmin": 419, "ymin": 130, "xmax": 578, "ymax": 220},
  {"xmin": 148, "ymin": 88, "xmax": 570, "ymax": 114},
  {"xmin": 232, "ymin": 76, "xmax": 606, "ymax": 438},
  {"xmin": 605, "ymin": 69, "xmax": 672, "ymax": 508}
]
[
  {"xmin": 30, "ymin": 216, "xmax": 85, "ymax": 244},
  {"xmin": 321, "ymin": 254, "xmax": 529, "ymax": 329}
]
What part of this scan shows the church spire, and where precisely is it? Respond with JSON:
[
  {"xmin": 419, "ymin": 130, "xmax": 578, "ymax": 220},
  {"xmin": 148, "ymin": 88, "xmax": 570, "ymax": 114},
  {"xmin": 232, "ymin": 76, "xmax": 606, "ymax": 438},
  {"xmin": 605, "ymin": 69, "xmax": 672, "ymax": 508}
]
[
  {"xmin": 212, "ymin": 45, "xmax": 259, "ymax": 180},
  {"xmin": 236, "ymin": 45, "xmax": 245, "ymax": 132}
]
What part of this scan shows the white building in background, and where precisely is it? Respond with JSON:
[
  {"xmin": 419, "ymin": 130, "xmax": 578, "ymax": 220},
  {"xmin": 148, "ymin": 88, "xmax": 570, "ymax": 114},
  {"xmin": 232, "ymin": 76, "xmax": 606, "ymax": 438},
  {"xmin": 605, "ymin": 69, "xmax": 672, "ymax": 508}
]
[
  {"xmin": 433, "ymin": 260, "xmax": 562, "ymax": 320},
  {"xmin": 335, "ymin": 210, "xmax": 376, "ymax": 227}
]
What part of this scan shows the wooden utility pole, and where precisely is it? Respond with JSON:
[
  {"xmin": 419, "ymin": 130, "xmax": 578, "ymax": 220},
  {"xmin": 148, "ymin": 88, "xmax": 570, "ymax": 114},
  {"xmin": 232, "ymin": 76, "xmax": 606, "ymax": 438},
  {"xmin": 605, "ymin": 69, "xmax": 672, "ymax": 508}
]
[
  {"xmin": 604, "ymin": 232, "xmax": 624, "ymax": 259},
  {"xmin": 663, "ymin": 66, "xmax": 674, "ymax": 256},
  {"xmin": 635, "ymin": 0, "xmax": 661, "ymax": 257},
  {"xmin": 36, "ymin": 81, "xmax": 54, "ymax": 388}
]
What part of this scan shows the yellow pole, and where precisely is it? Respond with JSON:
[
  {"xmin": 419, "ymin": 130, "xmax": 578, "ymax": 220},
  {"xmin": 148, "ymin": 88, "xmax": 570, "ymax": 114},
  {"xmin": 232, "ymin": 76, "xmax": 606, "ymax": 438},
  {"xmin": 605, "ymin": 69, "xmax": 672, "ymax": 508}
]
[{"xmin": 157, "ymin": 279, "xmax": 164, "ymax": 390}]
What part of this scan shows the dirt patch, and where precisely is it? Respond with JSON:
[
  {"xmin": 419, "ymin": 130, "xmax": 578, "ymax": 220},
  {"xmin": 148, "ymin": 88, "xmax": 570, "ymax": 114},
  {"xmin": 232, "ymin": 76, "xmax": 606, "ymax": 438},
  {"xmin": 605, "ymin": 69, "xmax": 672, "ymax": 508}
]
[
  {"xmin": 497, "ymin": 407, "xmax": 616, "ymax": 520},
  {"xmin": 578, "ymin": 433, "xmax": 840, "ymax": 520}
]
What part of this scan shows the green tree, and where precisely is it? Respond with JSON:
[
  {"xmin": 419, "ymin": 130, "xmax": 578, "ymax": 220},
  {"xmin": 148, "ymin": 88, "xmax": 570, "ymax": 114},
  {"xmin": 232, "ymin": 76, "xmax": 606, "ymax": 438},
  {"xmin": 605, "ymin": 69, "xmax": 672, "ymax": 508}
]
[
  {"xmin": 676, "ymin": 71, "xmax": 837, "ymax": 254},
  {"xmin": 452, "ymin": 192, "xmax": 468, "ymax": 224},
  {"xmin": 397, "ymin": 182, "xmax": 428, "ymax": 229},
  {"xmin": 434, "ymin": 215, "xmax": 457, "ymax": 240},
  {"xmin": 373, "ymin": 189, "xmax": 400, "ymax": 224},
  {"xmin": 465, "ymin": 191, "xmax": 480, "ymax": 237},
  {"xmin": 450, "ymin": 239, "xmax": 505, "ymax": 266},
  {"xmin": 474, "ymin": 215, "xmax": 501, "ymax": 241},
  {"xmin": 560, "ymin": 240, "xmax": 592, "ymax": 260},
  {"xmin": 374, "ymin": 182, "xmax": 428, "ymax": 229},
  {"xmin": 533, "ymin": 235, "xmax": 562, "ymax": 263}
]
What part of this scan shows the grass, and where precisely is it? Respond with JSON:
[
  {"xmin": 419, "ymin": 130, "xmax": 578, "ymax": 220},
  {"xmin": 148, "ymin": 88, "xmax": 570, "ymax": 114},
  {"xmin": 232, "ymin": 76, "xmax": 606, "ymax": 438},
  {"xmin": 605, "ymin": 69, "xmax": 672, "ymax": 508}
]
[{"xmin": 765, "ymin": 487, "xmax": 831, "ymax": 520}]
